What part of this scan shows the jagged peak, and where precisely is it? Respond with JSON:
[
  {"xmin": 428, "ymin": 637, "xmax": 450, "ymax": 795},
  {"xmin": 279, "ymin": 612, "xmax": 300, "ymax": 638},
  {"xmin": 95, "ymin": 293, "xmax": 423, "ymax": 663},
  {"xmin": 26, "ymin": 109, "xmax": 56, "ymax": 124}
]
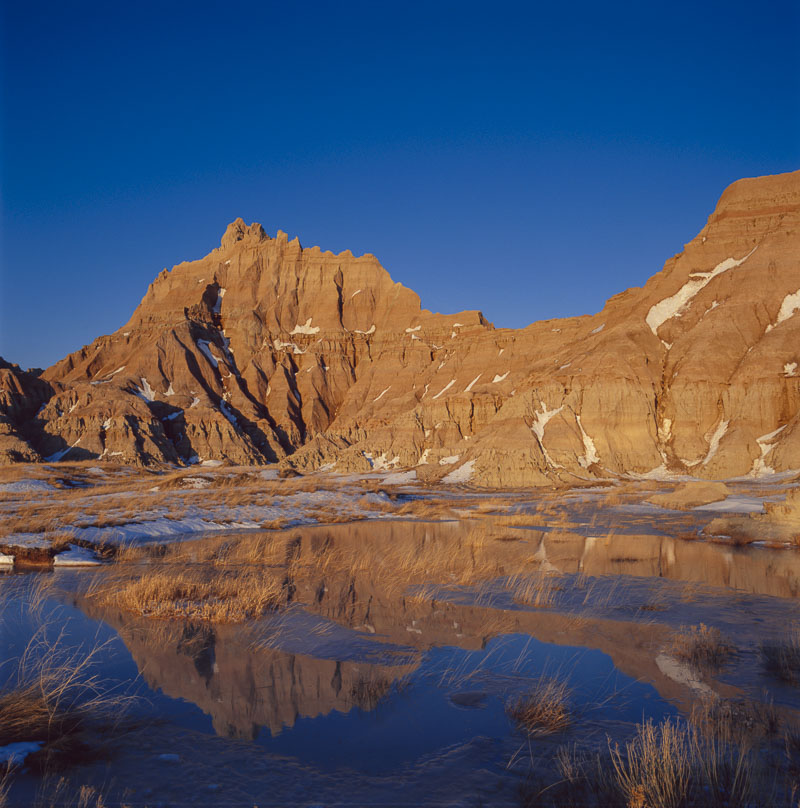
[{"xmin": 220, "ymin": 218, "xmax": 268, "ymax": 249}]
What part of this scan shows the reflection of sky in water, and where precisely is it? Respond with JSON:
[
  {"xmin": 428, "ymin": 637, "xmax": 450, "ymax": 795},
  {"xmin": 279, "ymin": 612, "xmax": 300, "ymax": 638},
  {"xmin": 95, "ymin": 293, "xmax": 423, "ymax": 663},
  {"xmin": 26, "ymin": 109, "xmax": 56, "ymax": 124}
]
[
  {"xmin": 3, "ymin": 576, "xmax": 675, "ymax": 780},
  {"xmin": 255, "ymin": 633, "xmax": 675, "ymax": 775}
]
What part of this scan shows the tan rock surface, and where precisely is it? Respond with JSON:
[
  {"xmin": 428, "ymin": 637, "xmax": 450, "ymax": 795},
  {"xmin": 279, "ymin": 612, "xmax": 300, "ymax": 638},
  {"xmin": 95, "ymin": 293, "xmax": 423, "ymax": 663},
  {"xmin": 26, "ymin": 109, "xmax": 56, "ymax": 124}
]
[{"xmin": 4, "ymin": 170, "xmax": 800, "ymax": 485}]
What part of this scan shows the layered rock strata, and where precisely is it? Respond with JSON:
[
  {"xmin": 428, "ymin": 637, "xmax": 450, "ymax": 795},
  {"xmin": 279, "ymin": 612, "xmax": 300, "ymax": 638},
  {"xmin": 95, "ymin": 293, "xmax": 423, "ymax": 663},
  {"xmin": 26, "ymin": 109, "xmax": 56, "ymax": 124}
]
[{"xmin": 3, "ymin": 171, "xmax": 799, "ymax": 485}]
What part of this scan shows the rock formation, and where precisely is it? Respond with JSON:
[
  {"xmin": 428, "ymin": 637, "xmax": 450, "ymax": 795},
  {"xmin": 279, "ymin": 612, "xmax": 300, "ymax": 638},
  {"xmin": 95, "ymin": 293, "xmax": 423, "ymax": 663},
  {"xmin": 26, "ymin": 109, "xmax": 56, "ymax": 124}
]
[{"xmin": 2, "ymin": 170, "xmax": 799, "ymax": 485}]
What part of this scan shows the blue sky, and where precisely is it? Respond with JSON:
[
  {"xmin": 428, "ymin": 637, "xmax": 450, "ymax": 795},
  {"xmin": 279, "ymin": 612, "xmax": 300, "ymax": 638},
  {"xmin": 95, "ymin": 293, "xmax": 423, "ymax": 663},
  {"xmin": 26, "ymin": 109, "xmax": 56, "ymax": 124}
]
[{"xmin": 1, "ymin": 0, "xmax": 798, "ymax": 369}]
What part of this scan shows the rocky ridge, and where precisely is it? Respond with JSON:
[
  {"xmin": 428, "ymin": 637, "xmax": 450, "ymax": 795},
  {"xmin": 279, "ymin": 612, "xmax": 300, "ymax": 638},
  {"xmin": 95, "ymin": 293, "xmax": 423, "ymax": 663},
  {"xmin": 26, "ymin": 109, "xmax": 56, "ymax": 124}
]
[{"xmin": 2, "ymin": 170, "xmax": 799, "ymax": 485}]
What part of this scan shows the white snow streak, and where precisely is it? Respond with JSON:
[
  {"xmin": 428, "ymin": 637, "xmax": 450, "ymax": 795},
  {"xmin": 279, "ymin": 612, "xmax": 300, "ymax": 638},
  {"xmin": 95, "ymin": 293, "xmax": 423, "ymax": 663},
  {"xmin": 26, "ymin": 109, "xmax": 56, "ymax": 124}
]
[
  {"xmin": 197, "ymin": 340, "xmax": 219, "ymax": 369},
  {"xmin": 465, "ymin": 374, "xmax": 482, "ymax": 392},
  {"xmin": 492, "ymin": 371, "xmax": 509, "ymax": 383},
  {"xmin": 590, "ymin": 323, "xmax": 605, "ymax": 335},
  {"xmin": 219, "ymin": 401, "xmax": 238, "ymax": 429},
  {"xmin": 701, "ymin": 419, "xmax": 729, "ymax": 466},
  {"xmin": 646, "ymin": 247, "xmax": 757, "ymax": 335},
  {"xmin": 373, "ymin": 387, "xmax": 391, "ymax": 403},
  {"xmin": 354, "ymin": 324, "xmax": 376, "ymax": 335},
  {"xmin": 433, "ymin": 379, "xmax": 456, "ymax": 400},
  {"xmin": 531, "ymin": 402, "xmax": 564, "ymax": 468},
  {"xmin": 576, "ymin": 415, "xmax": 599, "ymax": 468},
  {"xmin": 405, "ymin": 325, "xmax": 421, "ymax": 333}
]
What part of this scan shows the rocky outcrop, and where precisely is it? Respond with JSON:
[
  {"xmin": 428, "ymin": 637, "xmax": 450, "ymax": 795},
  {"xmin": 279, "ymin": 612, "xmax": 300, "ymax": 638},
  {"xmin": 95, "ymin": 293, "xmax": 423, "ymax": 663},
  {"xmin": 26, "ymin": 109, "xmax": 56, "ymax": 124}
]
[
  {"xmin": 4, "ymin": 170, "xmax": 800, "ymax": 485},
  {"xmin": 0, "ymin": 359, "xmax": 53, "ymax": 462}
]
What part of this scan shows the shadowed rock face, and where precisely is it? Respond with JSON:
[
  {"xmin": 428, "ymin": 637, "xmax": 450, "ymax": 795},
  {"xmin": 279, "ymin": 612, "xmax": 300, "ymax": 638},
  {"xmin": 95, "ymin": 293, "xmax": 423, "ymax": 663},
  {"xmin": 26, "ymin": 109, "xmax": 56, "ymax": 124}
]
[{"xmin": 4, "ymin": 171, "xmax": 800, "ymax": 484}]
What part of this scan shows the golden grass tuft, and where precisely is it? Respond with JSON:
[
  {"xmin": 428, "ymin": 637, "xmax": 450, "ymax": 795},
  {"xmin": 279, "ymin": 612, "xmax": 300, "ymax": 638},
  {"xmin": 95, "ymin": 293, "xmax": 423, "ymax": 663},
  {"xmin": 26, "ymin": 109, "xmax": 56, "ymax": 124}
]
[
  {"xmin": 87, "ymin": 566, "xmax": 285, "ymax": 623},
  {"xmin": 607, "ymin": 718, "xmax": 758, "ymax": 808},
  {"xmin": 670, "ymin": 623, "xmax": 734, "ymax": 672},
  {"xmin": 506, "ymin": 571, "xmax": 561, "ymax": 608},
  {"xmin": 507, "ymin": 676, "xmax": 571, "ymax": 736}
]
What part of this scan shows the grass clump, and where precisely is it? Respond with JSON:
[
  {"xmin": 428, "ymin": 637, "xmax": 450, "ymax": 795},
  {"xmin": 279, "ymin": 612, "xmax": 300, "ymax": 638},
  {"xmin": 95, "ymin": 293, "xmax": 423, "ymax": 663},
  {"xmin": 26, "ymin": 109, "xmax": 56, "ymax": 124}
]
[
  {"xmin": 507, "ymin": 676, "xmax": 571, "ymax": 736},
  {"xmin": 0, "ymin": 624, "xmax": 133, "ymax": 778},
  {"xmin": 670, "ymin": 623, "xmax": 734, "ymax": 672},
  {"xmin": 607, "ymin": 717, "xmax": 759, "ymax": 808},
  {"xmin": 87, "ymin": 566, "xmax": 284, "ymax": 622}
]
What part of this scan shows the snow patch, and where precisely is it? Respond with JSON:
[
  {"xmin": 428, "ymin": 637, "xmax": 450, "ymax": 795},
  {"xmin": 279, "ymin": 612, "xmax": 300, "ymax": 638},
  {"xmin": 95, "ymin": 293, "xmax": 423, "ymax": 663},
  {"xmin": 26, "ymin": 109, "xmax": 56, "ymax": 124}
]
[
  {"xmin": 350, "ymin": 289, "xmax": 362, "ymax": 298},
  {"xmin": 785, "ymin": 362, "xmax": 798, "ymax": 377},
  {"xmin": 701, "ymin": 419, "xmax": 728, "ymax": 466},
  {"xmin": 767, "ymin": 288, "xmax": 800, "ymax": 332},
  {"xmin": 531, "ymin": 402, "xmax": 564, "ymax": 468},
  {"xmin": 354, "ymin": 324, "xmax": 376, "ymax": 335},
  {"xmin": 492, "ymin": 371, "xmax": 509, "ymax": 383},
  {"xmin": 373, "ymin": 386, "xmax": 391, "ymax": 403},
  {"xmin": 751, "ymin": 425, "xmax": 787, "ymax": 477},
  {"xmin": 442, "ymin": 459, "xmax": 475, "ymax": 484},
  {"xmin": 576, "ymin": 415, "xmax": 599, "ymax": 468},
  {"xmin": 133, "ymin": 377, "xmax": 156, "ymax": 402},
  {"xmin": 416, "ymin": 448, "xmax": 431, "ymax": 466},
  {"xmin": 646, "ymin": 247, "xmax": 757, "ymax": 335},
  {"xmin": 53, "ymin": 545, "xmax": 102, "ymax": 566},
  {"xmin": 363, "ymin": 452, "xmax": 400, "ymax": 471},
  {"xmin": 197, "ymin": 340, "xmax": 220, "ymax": 369},
  {"xmin": 219, "ymin": 401, "xmax": 238, "ymax": 428},
  {"xmin": 0, "ymin": 479, "xmax": 56, "ymax": 493},
  {"xmin": 212, "ymin": 287, "xmax": 226, "ymax": 315},
  {"xmin": 590, "ymin": 323, "xmax": 605, "ymax": 335},
  {"xmin": 290, "ymin": 317, "xmax": 320, "ymax": 335},
  {"xmin": 405, "ymin": 325, "xmax": 421, "ymax": 333},
  {"xmin": 439, "ymin": 454, "xmax": 461, "ymax": 466}
]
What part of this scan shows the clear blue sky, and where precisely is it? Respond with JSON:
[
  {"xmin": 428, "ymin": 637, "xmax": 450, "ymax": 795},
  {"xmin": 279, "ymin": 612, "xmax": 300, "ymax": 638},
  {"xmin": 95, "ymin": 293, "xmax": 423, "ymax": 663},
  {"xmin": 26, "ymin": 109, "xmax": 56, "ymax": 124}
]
[{"xmin": 1, "ymin": 0, "xmax": 798, "ymax": 370}]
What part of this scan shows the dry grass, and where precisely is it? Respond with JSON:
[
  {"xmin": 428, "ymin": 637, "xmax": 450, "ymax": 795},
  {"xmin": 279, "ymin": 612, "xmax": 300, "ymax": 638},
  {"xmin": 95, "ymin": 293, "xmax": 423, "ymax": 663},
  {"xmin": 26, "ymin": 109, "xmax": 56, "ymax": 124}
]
[
  {"xmin": 761, "ymin": 628, "xmax": 800, "ymax": 684},
  {"xmin": 86, "ymin": 565, "xmax": 285, "ymax": 622},
  {"xmin": 506, "ymin": 572, "xmax": 561, "ymax": 607},
  {"xmin": 31, "ymin": 778, "xmax": 110, "ymax": 808},
  {"xmin": 507, "ymin": 676, "xmax": 572, "ymax": 736},
  {"xmin": 0, "ymin": 610, "xmax": 134, "ymax": 779},
  {"xmin": 670, "ymin": 624, "xmax": 734, "ymax": 672},
  {"xmin": 607, "ymin": 718, "xmax": 759, "ymax": 808}
]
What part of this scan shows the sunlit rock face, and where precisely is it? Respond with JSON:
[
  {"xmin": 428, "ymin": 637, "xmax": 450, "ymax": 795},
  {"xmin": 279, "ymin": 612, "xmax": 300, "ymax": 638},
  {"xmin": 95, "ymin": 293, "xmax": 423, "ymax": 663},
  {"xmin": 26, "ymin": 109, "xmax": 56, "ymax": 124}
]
[{"xmin": 3, "ymin": 170, "xmax": 799, "ymax": 484}]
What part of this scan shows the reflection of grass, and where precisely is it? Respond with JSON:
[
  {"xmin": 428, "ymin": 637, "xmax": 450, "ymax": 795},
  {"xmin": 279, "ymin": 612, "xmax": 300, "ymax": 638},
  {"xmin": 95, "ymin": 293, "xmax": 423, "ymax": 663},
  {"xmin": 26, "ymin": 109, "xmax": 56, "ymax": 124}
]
[
  {"xmin": 507, "ymin": 675, "xmax": 571, "ymax": 736},
  {"xmin": 761, "ymin": 629, "xmax": 800, "ymax": 684},
  {"xmin": 670, "ymin": 624, "xmax": 734, "ymax": 672},
  {"xmin": 349, "ymin": 676, "xmax": 394, "ymax": 711}
]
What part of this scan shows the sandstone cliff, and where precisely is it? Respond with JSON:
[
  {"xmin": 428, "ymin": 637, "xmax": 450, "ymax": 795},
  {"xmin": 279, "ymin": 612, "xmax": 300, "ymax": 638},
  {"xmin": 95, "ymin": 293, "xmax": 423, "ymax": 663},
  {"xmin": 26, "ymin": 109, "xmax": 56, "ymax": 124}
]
[{"xmin": 3, "ymin": 170, "xmax": 799, "ymax": 485}]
